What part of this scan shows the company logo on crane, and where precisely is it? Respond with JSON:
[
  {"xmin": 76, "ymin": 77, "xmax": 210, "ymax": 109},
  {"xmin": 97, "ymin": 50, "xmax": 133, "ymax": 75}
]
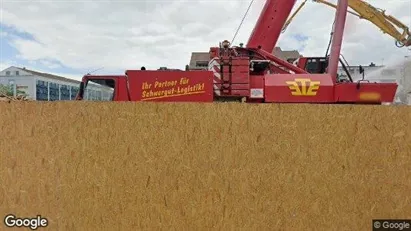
[{"xmin": 286, "ymin": 78, "xmax": 320, "ymax": 96}]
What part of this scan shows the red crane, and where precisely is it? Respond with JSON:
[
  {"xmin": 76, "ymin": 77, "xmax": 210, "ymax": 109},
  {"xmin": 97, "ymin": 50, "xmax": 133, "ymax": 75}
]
[
  {"xmin": 246, "ymin": 0, "xmax": 298, "ymax": 52},
  {"xmin": 76, "ymin": 0, "xmax": 397, "ymax": 104}
]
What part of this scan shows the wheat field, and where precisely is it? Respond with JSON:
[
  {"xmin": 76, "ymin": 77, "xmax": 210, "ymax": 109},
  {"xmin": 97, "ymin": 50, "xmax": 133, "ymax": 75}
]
[{"xmin": 1, "ymin": 101, "xmax": 410, "ymax": 230}]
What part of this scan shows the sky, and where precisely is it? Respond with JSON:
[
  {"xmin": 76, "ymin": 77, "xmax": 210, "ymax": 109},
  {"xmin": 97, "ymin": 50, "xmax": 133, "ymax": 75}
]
[{"xmin": 1, "ymin": 0, "xmax": 411, "ymax": 81}]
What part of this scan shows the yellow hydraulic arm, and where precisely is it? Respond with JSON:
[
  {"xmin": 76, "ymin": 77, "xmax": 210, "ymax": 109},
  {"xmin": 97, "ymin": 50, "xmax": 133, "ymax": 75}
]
[
  {"xmin": 282, "ymin": 0, "xmax": 411, "ymax": 48},
  {"xmin": 281, "ymin": 0, "xmax": 309, "ymax": 33}
]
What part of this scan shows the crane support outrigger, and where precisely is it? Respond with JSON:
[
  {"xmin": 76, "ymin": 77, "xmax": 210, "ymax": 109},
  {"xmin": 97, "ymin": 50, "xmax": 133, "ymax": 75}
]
[{"xmin": 283, "ymin": 0, "xmax": 411, "ymax": 47}]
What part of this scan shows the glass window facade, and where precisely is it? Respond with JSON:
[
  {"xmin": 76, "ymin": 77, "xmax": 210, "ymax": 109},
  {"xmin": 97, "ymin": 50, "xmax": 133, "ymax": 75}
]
[
  {"xmin": 35, "ymin": 80, "xmax": 79, "ymax": 101},
  {"xmin": 36, "ymin": 80, "xmax": 48, "ymax": 101},
  {"xmin": 60, "ymin": 85, "xmax": 70, "ymax": 100},
  {"xmin": 71, "ymin": 86, "xmax": 79, "ymax": 100},
  {"xmin": 49, "ymin": 82, "xmax": 59, "ymax": 101},
  {"xmin": 34, "ymin": 79, "xmax": 111, "ymax": 101}
]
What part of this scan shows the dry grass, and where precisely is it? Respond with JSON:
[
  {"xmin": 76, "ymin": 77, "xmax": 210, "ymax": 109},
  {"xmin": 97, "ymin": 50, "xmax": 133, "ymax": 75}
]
[{"xmin": 0, "ymin": 102, "xmax": 410, "ymax": 230}]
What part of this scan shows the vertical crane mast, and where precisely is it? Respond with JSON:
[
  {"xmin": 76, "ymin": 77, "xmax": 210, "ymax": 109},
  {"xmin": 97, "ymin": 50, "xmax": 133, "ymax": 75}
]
[
  {"xmin": 328, "ymin": 0, "xmax": 349, "ymax": 82},
  {"xmin": 246, "ymin": 0, "xmax": 298, "ymax": 51}
]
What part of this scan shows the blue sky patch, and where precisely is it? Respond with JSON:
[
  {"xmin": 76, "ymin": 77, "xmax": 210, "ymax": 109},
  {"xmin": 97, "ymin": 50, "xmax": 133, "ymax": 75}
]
[
  {"xmin": 292, "ymin": 33, "xmax": 309, "ymax": 51},
  {"xmin": 0, "ymin": 23, "xmax": 81, "ymax": 77},
  {"xmin": 292, "ymin": 34, "xmax": 309, "ymax": 42},
  {"xmin": 1, "ymin": 23, "xmax": 36, "ymax": 41}
]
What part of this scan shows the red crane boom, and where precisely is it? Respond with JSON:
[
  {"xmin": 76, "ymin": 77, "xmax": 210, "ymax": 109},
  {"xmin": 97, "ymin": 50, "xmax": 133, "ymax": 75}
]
[{"xmin": 246, "ymin": 0, "xmax": 297, "ymax": 51}]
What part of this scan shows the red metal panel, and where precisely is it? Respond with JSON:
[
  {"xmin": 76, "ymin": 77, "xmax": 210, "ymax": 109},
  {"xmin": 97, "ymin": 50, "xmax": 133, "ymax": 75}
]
[
  {"xmin": 334, "ymin": 83, "xmax": 397, "ymax": 103},
  {"xmin": 249, "ymin": 75, "xmax": 265, "ymax": 99},
  {"xmin": 223, "ymin": 65, "xmax": 249, "ymax": 72},
  {"xmin": 214, "ymin": 84, "xmax": 250, "ymax": 89},
  {"xmin": 221, "ymin": 68, "xmax": 249, "ymax": 73},
  {"xmin": 220, "ymin": 72, "xmax": 249, "ymax": 83},
  {"xmin": 296, "ymin": 58, "xmax": 308, "ymax": 70},
  {"xmin": 126, "ymin": 70, "xmax": 214, "ymax": 102},
  {"xmin": 264, "ymin": 74, "xmax": 335, "ymax": 103},
  {"xmin": 232, "ymin": 72, "xmax": 250, "ymax": 83},
  {"xmin": 219, "ymin": 58, "xmax": 249, "ymax": 66},
  {"xmin": 211, "ymin": 56, "xmax": 250, "ymax": 98},
  {"xmin": 230, "ymin": 59, "xmax": 250, "ymax": 66},
  {"xmin": 209, "ymin": 48, "xmax": 218, "ymax": 59},
  {"xmin": 231, "ymin": 90, "xmax": 249, "ymax": 96},
  {"xmin": 220, "ymin": 90, "xmax": 249, "ymax": 96},
  {"xmin": 114, "ymin": 77, "xmax": 130, "ymax": 101}
]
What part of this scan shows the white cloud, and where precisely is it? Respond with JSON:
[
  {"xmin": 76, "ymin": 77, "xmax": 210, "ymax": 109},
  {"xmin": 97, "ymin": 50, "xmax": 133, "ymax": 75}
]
[
  {"xmin": 1, "ymin": 0, "xmax": 410, "ymax": 73},
  {"xmin": 0, "ymin": 31, "xmax": 8, "ymax": 38},
  {"xmin": 48, "ymin": 72, "xmax": 84, "ymax": 81},
  {"xmin": 0, "ymin": 62, "xmax": 12, "ymax": 71},
  {"xmin": 39, "ymin": 60, "xmax": 62, "ymax": 69}
]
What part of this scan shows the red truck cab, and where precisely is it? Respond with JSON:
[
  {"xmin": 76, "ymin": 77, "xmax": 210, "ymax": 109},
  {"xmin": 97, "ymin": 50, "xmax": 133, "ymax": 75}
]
[
  {"xmin": 295, "ymin": 57, "xmax": 328, "ymax": 74},
  {"xmin": 76, "ymin": 75, "xmax": 127, "ymax": 101},
  {"xmin": 76, "ymin": 70, "xmax": 214, "ymax": 102}
]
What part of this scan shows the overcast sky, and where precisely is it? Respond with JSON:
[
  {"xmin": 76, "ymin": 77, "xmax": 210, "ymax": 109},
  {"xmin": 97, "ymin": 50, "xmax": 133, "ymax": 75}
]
[{"xmin": 1, "ymin": 0, "xmax": 410, "ymax": 81}]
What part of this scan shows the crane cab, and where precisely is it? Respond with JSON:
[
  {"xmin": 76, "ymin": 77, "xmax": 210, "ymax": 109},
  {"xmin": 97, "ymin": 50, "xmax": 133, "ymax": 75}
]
[{"xmin": 295, "ymin": 57, "xmax": 328, "ymax": 74}]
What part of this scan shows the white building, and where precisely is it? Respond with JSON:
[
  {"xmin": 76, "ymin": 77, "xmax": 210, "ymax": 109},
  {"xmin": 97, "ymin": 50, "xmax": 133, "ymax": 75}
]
[{"xmin": 0, "ymin": 66, "xmax": 113, "ymax": 101}]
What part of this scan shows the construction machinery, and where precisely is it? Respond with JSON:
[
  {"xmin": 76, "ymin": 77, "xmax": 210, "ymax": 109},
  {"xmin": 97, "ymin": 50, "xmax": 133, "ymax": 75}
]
[
  {"xmin": 76, "ymin": 0, "xmax": 399, "ymax": 104},
  {"xmin": 282, "ymin": 0, "xmax": 411, "ymax": 48}
]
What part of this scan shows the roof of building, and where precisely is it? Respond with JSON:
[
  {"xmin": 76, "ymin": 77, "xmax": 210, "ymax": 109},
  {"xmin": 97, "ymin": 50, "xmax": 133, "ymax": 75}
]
[
  {"xmin": 272, "ymin": 47, "xmax": 301, "ymax": 61},
  {"xmin": 189, "ymin": 52, "xmax": 210, "ymax": 67},
  {"xmin": 6, "ymin": 66, "xmax": 81, "ymax": 84}
]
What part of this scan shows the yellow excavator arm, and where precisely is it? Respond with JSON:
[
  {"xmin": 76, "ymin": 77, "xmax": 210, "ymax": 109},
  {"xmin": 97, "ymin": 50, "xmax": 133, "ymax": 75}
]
[{"xmin": 283, "ymin": 0, "xmax": 411, "ymax": 48}]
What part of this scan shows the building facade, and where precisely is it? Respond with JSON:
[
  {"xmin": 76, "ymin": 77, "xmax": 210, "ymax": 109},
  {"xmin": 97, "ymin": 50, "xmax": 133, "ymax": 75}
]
[
  {"xmin": 189, "ymin": 52, "xmax": 211, "ymax": 70},
  {"xmin": 0, "ymin": 66, "xmax": 113, "ymax": 101}
]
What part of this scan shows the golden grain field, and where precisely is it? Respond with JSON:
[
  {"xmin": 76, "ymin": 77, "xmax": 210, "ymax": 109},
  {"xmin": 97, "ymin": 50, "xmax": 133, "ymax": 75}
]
[{"xmin": 0, "ymin": 102, "xmax": 410, "ymax": 230}]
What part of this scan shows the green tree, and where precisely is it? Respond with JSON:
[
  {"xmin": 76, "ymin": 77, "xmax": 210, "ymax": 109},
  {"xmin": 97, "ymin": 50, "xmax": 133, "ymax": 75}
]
[
  {"xmin": 0, "ymin": 84, "xmax": 13, "ymax": 96},
  {"xmin": 0, "ymin": 84, "xmax": 28, "ymax": 97}
]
